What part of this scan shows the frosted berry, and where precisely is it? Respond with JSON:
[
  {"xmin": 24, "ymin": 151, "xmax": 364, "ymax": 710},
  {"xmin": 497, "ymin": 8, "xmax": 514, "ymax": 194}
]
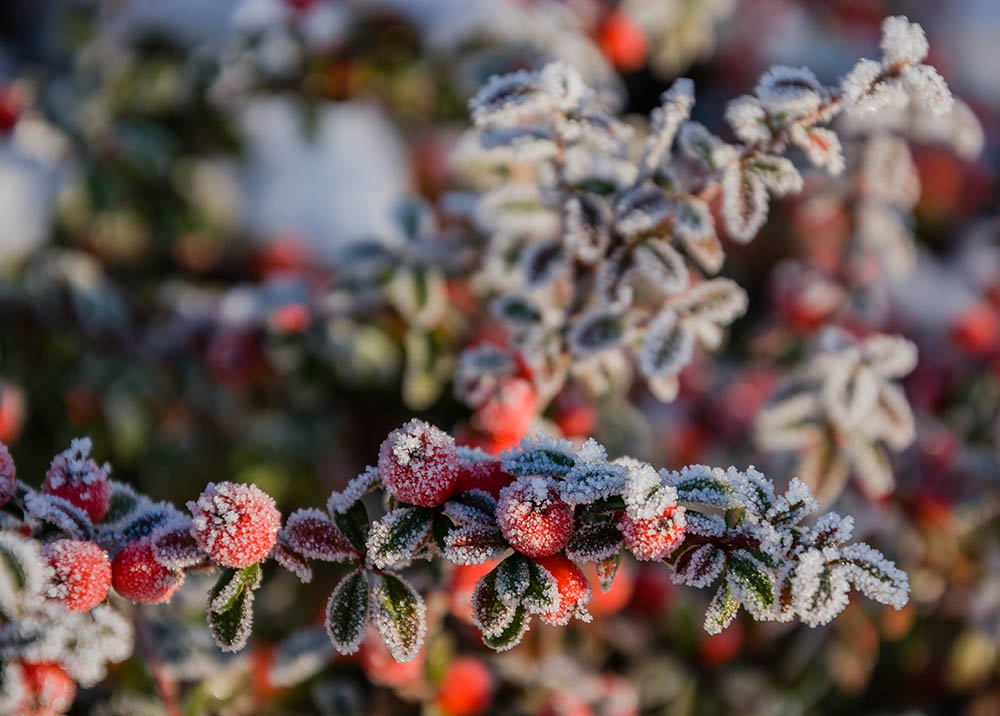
[
  {"xmin": 619, "ymin": 505, "xmax": 686, "ymax": 561},
  {"xmin": 188, "ymin": 481, "xmax": 281, "ymax": 568},
  {"xmin": 535, "ymin": 555, "xmax": 591, "ymax": 626},
  {"xmin": 18, "ymin": 662, "xmax": 76, "ymax": 716},
  {"xmin": 453, "ymin": 448, "xmax": 515, "ymax": 498},
  {"xmin": 42, "ymin": 539, "xmax": 111, "ymax": 613},
  {"xmin": 378, "ymin": 419, "xmax": 458, "ymax": 507},
  {"xmin": 111, "ymin": 539, "xmax": 182, "ymax": 604},
  {"xmin": 475, "ymin": 377, "xmax": 536, "ymax": 441},
  {"xmin": 497, "ymin": 478, "xmax": 573, "ymax": 558},
  {"xmin": 435, "ymin": 657, "xmax": 493, "ymax": 716},
  {"xmin": 42, "ymin": 438, "xmax": 111, "ymax": 523},
  {"xmin": 0, "ymin": 442, "xmax": 15, "ymax": 507}
]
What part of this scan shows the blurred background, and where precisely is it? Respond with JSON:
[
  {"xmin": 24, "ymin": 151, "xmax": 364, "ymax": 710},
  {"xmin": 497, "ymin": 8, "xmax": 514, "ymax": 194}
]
[{"xmin": 0, "ymin": 0, "xmax": 999, "ymax": 714}]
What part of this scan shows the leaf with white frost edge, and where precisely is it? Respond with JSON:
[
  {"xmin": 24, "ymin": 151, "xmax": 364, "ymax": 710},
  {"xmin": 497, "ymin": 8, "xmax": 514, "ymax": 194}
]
[
  {"xmin": 371, "ymin": 573, "xmax": 426, "ymax": 663},
  {"xmin": 325, "ymin": 570, "xmax": 370, "ymax": 656}
]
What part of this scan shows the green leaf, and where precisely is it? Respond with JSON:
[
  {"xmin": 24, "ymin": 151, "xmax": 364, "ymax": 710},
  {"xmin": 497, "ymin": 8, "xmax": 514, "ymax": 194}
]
[
  {"xmin": 522, "ymin": 559, "xmax": 560, "ymax": 615},
  {"xmin": 482, "ymin": 604, "xmax": 530, "ymax": 652},
  {"xmin": 472, "ymin": 567, "xmax": 519, "ymax": 637},
  {"xmin": 704, "ymin": 581, "xmax": 740, "ymax": 635},
  {"xmin": 366, "ymin": 507, "xmax": 434, "ymax": 569},
  {"xmin": 726, "ymin": 551, "xmax": 774, "ymax": 609},
  {"xmin": 325, "ymin": 570, "xmax": 370, "ymax": 655},
  {"xmin": 371, "ymin": 573, "xmax": 426, "ymax": 663},
  {"xmin": 207, "ymin": 564, "xmax": 261, "ymax": 653}
]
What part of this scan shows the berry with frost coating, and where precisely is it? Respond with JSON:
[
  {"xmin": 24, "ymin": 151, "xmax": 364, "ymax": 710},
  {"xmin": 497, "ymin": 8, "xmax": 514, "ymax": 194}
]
[
  {"xmin": 435, "ymin": 657, "xmax": 493, "ymax": 716},
  {"xmin": 453, "ymin": 448, "xmax": 516, "ymax": 498},
  {"xmin": 111, "ymin": 539, "xmax": 182, "ymax": 604},
  {"xmin": 535, "ymin": 555, "xmax": 592, "ymax": 626},
  {"xmin": 188, "ymin": 481, "xmax": 281, "ymax": 568},
  {"xmin": 42, "ymin": 539, "xmax": 111, "ymax": 613},
  {"xmin": 0, "ymin": 442, "xmax": 15, "ymax": 507},
  {"xmin": 496, "ymin": 477, "xmax": 573, "ymax": 558},
  {"xmin": 619, "ymin": 504, "xmax": 686, "ymax": 561},
  {"xmin": 18, "ymin": 662, "xmax": 76, "ymax": 716},
  {"xmin": 378, "ymin": 419, "xmax": 459, "ymax": 507},
  {"xmin": 42, "ymin": 438, "xmax": 111, "ymax": 523}
]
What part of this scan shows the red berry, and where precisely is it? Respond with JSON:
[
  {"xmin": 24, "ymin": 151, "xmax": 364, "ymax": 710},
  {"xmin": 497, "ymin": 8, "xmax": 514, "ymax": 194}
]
[
  {"xmin": 535, "ymin": 555, "xmax": 591, "ymax": 626},
  {"xmin": 698, "ymin": 622, "xmax": 744, "ymax": 668},
  {"xmin": 42, "ymin": 438, "xmax": 111, "ymax": 523},
  {"xmin": 378, "ymin": 419, "xmax": 458, "ymax": 507},
  {"xmin": 43, "ymin": 539, "xmax": 111, "ymax": 613},
  {"xmin": 0, "ymin": 382, "xmax": 25, "ymax": 444},
  {"xmin": 951, "ymin": 302, "xmax": 999, "ymax": 355},
  {"xmin": 596, "ymin": 12, "xmax": 648, "ymax": 72},
  {"xmin": 0, "ymin": 442, "xmax": 15, "ymax": 507},
  {"xmin": 497, "ymin": 478, "xmax": 573, "ymax": 558},
  {"xmin": 435, "ymin": 657, "xmax": 493, "ymax": 716},
  {"xmin": 18, "ymin": 662, "xmax": 76, "ymax": 716},
  {"xmin": 0, "ymin": 84, "xmax": 25, "ymax": 134},
  {"xmin": 475, "ymin": 378, "xmax": 536, "ymax": 441},
  {"xmin": 453, "ymin": 448, "xmax": 515, "ymax": 498},
  {"xmin": 619, "ymin": 505, "xmax": 685, "ymax": 561},
  {"xmin": 188, "ymin": 482, "xmax": 281, "ymax": 568},
  {"xmin": 111, "ymin": 539, "xmax": 182, "ymax": 604},
  {"xmin": 631, "ymin": 565, "xmax": 674, "ymax": 614},
  {"xmin": 269, "ymin": 303, "xmax": 311, "ymax": 334}
]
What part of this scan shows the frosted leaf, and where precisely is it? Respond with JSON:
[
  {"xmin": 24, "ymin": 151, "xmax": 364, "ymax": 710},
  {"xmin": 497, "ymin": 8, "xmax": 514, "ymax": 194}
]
[
  {"xmin": 789, "ymin": 126, "xmax": 845, "ymax": 175},
  {"xmin": 500, "ymin": 434, "xmax": 577, "ymax": 477},
  {"xmin": 491, "ymin": 293, "xmax": 545, "ymax": 328},
  {"xmin": 673, "ymin": 544, "xmax": 725, "ymax": 588},
  {"xmin": 0, "ymin": 532, "xmax": 47, "ymax": 616},
  {"xmin": 666, "ymin": 465, "xmax": 735, "ymax": 508},
  {"xmin": 721, "ymin": 163, "xmax": 768, "ymax": 243},
  {"xmin": 522, "ymin": 239, "xmax": 569, "ymax": 289},
  {"xmin": 568, "ymin": 309, "xmax": 626, "ymax": 356},
  {"xmin": 454, "ymin": 345, "xmax": 515, "ymax": 408},
  {"xmin": 326, "ymin": 466, "xmax": 380, "ymax": 516},
  {"xmin": 839, "ymin": 543, "xmax": 909, "ymax": 609},
  {"xmin": 619, "ymin": 458, "xmax": 675, "ymax": 520},
  {"xmin": 519, "ymin": 558, "xmax": 563, "ymax": 617},
  {"xmin": 766, "ymin": 478, "xmax": 819, "ymax": 526},
  {"xmin": 863, "ymin": 383, "xmax": 915, "ymax": 451},
  {"xmin": 281, "ymin": 508, "xmax": 357, "ymax": 563},
  {"xmin": 724, "ymin": 466, "xmax": 775, "ymax": 517},
  {"xmin": 673, "ymin": 198, "xmax": 722, "ymax": 272},
  {"xmin": 479, "ymin": 127, "xmax": 558, "ymax": 162},
  {"xmin": 900, "ymin": 64, "xmax": 953, "ymax": 116},
  {"xmin": 807, "ymin": 513, "xmax": 854, "ymax": 548},
  {"xmin": 370, "ymin": 573, "xmax": 426, "ymax": 663},
  {"xmin": 862, "ymin": 335, "xmax": 917, "ymax": 379},
  {"xmin": 614, "ymin": 185, "xmax": 672, "ymax": 236},
  {"xmin": 442, "ymin": 525, "xmax": 507, "ymax": 566},
  {"xmin": 792, "ymin": 547, "xmax": 850, "ymax": 627},
  {"xmin": 575, "ymin": 438, "xmax": 608, "ymax": 464},
  {"xmin": 841, "ymin": 59, "xmax": 907, "ymax": 115},
  {"xmin": 107, "ymin": 501, "xmax": 185, "ymax": 554},
  {"xmin": 755, "ymin": 66, "xmax": 823, "ymax": 118},
  {"xmin": 564, "ymin": 195, "xmax": 611, "ymax": 263},
  {"xmin": 150, "ymin": 519, "xmax": 206, "ymax": 570},
  {"xmin": 271, "ymin": 542, "xmax": 312, "ymax": 584},
  {"xmin": 207, "ymin": 565, "xmax": 261, "ymax": 653},
  {"xmin": 441, "ymin": 491, "xmax": 498, "ymax": 527},
  {"xmin": 472, "ymin": 567, "xmax": 520, "ymax": 637},
  {"xmin": 638, "ymin": 308, "xmax": 694, "ymax": 378},
  {"xmin": 596, "ymin": 247, "xmax": 636, "ymax": 308},
  {"xmin": 635, "ymin": 238, "xmax": 689, "ymax": 296},
  {"xmin": 538, "ymin": 61, "xmax": 588, "ymax": 113},
  {"xmin": 476, "ymin": 184, "xmax": 558, "ymax": 237},
  {"xmin": 879, "ymin": 16, "xmax": 928, "ymax": 66},
  {"xmin": 58, "ymin": 605, "xmax": 134, "ymax": 686},
  {"xmin": 0, "ymin": 662, "xmax": 25, "ymax": 711},
  {"xmin": 743, "ymin": 155, "xmax": 803, "ymax": 197},
  {"xmin": 270, "ymin": 627, "xmax": 335, "ymax": 687},
  {"xmin": 640, "ymin": 77, "xmax": 695, "ymax": 174},
  {"xmin": 325, "ymin": 570, "xmax": 370, "ymax": 656},
  {"xmin": 565, "ymin": 522, "xmax": 622, "ymax": 563},
  {"xmin": 704, "ymin": 580, "xmax": 740, "ymax": 634},
  {"xmin": 469, "ymin": 69, "xmax": 546, "ymax": 126},
  {"xmin": 823, "ymin": 360, "xmax": 879, "ymax": 432},
  {"xmin": 366, "ymin": 507, "xmax": 433, "ymax": 570},
  {"xmin": 24, "ymin": 491, "xmax": 93, "ymax": 540},
  {"xmin": 846, "ymin": 436, "xmax": 894, "ymax": 497},
  {"xmin": 725, "ymin": 95, "xmax": 770, "ymax": 144},
  {"xmin": 677, "ymin": 122, "xmax": 736, "ymax": 171},
  {"xmin": 560, "ymin": 461, "xmax": 628, "ymax": 505},
  {"xmin": 755, "ymin": 391, "xmax": 822, "ymax": 452},
  {"xmin": 675, "ymin": 278, "xmax": 748, "ymax": 325},
  {"xmin": 101, "ymin": 480, "xmax": 147, "ymax": 527}
]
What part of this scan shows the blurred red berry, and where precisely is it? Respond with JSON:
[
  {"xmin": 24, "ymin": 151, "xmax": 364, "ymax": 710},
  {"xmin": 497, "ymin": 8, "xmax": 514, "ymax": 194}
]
[
  {"xmin": 586, "ymin": 561, "xmax": 634, "ymax": 616},
  {"xmin": 43, "ymin": 439, "xmax": 111, "ymax": 524},
  {"xmin": 539, "ymin": 691, "xmax": 594, "ymax": 716},
  {"xmin": 698, "ymin": 622, "xmax": 744, "ymax": 668},
  {"xmin": 619, "ymin": 505, "xmax": 685, "ymax": 561},
  {"xmin": 476, "ymin": 377, "xmax": 536, "ymax": 442},
  {"xmin": 111, "ymin": 539, "xmax": 182, "ymax": 604},
  {"xmin": 378, "ymin": 419, "xmax": 458, "ymax": 507},
  {"xmin": 536, "ymin": 554, "xmax": 591, "ymax": 625},
  {"xmin": 951, "ymin": 301, "xmax": 999, "ymax": 355},
  {"xmin": 448, "ymin": 560, "xmax": 499, "ymax": 623},
  {"xmin": 0, "ymin": 382, "xmax": 25, "ymax": 445},
  {"xmin": 18, "ymin": 662, "xmax": 75, "ymax": 716},
  {"xmin": 269, "ymin": 303, "xmax": 311, "ymax": 334},
  {"xmin": 552, "ymin": 388, "xmax": 597, "ymax": 439},
  {"xmin": 435, "ymin": 657, "xmax": 493, "ymax": 716},
  {"xmin": 597, "ymin": 12, "xmax": 648, "ymax": 72},
  {"xmin": 361, "ymin": 627, "xmax": 425, "ymax": 688},
  {"xmin": 497, "ymin": 478, "xmax": 573, "ymax": 558},
  {"xmin": 631, "ymin": 564, "xmax": 674, "ymax": 614},
  {"xmin": 0, "ymin": 83, "xmax": 24, "ymax": 134},
  {"xmin": 188, "ymin": 481, "xmax": 281, "ymax": 568},
  {"xmin": 43, "ymin": 539, "xmax": 111, "ymax": 613}
]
